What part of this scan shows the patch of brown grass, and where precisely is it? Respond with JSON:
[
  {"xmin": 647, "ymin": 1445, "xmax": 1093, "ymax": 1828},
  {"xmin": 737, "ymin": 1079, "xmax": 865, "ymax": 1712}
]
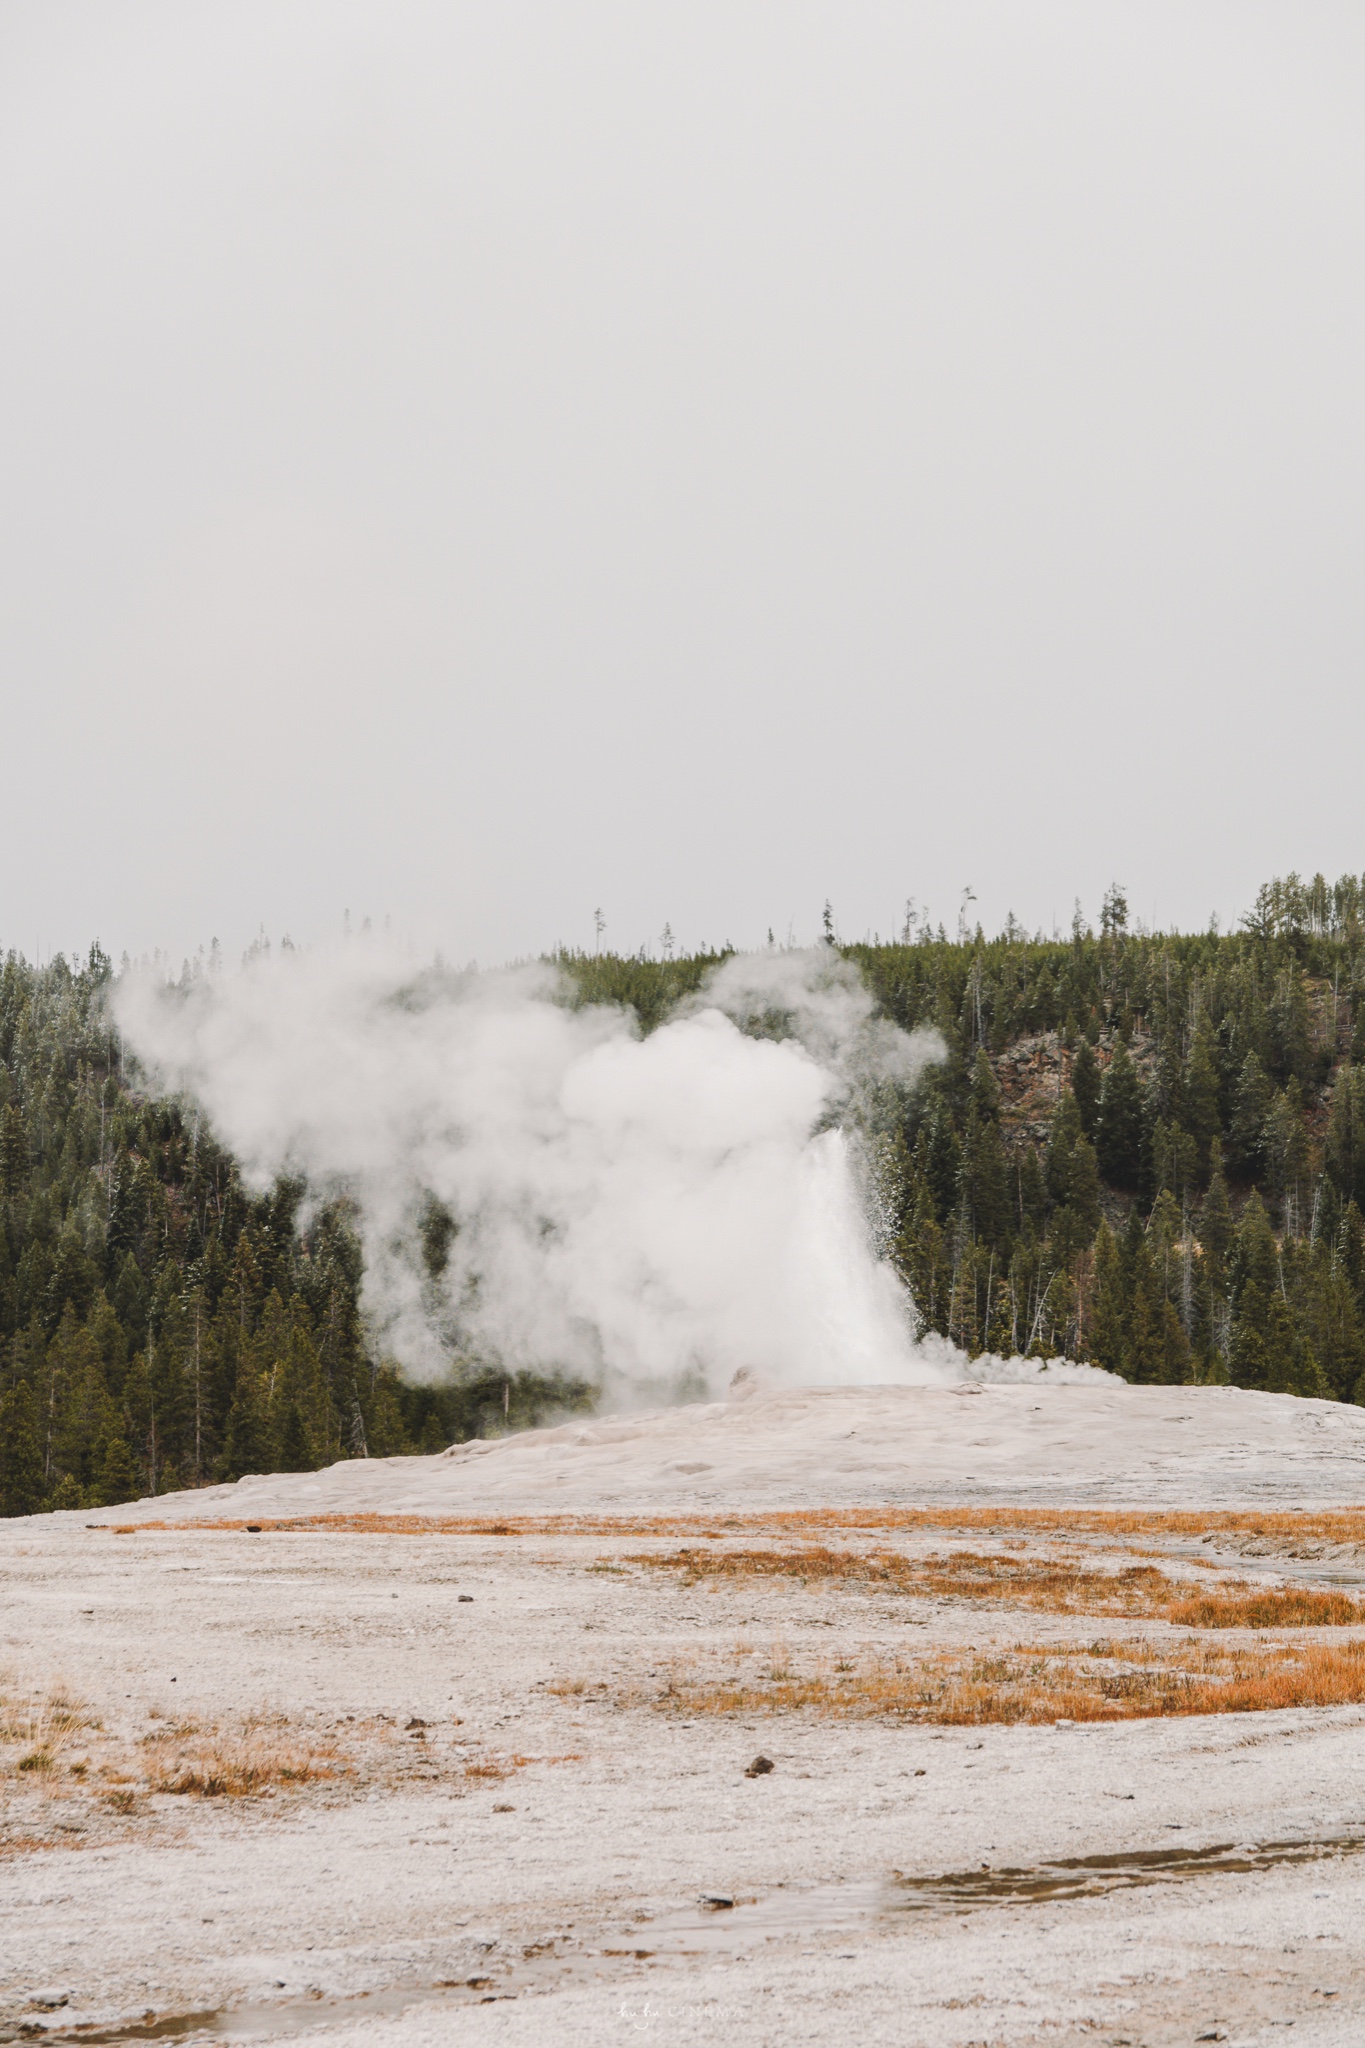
[
  {"xmin": 151, "ymin": 1721, "xmax": 345, "ymax": 1798},
  {"xmin": 626, "ymin": 1544, "xmax": 1365, "ymax": 1628},
  {"xmin": 155, "ymin": 1504, "xmax": 1365, "ymax": 1543},
  {"xmin": 653, "ymin": 1634, "xmax": 1365, "ymax": 1725},
  {"xmin": 127, "ymin": 1506, "xmax": 1365, "ymax": 1544},
  {"xmin": 0, "ymin": 1692, "xmax": 433, "ymax": 1849},
  {"xmin": 1166, "ymin": 1589, "xmax": 1365, "ymax": 1629},
  {"xmin": 755, "ymin": 1507, "xmax": 1365, "ymax": 1545}
]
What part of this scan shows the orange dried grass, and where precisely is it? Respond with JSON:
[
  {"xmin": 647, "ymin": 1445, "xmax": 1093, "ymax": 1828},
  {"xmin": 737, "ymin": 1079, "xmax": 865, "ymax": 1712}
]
[
  {"xmin": 152, "ymin": 1723, "xmax": 345, "ymax": 1797},
  {"xmin": 1166, "ymin": 1589, "xmax": 1365, "ymax": 1629},
  {"xmin": 657, "ymin": 1635, "xmax": 1365, "ymax": 1725},
  {"xmin": 629, "ymin": 1545, "xmax": 1365, "ymax": 1628},
  {"xmin": 462, "ymin": 1752, "xmax": 578, "ymax": 1782},
  {"xmin": 129, "ymin": 1506, "xmax": 1365, "ymax": 1543}
]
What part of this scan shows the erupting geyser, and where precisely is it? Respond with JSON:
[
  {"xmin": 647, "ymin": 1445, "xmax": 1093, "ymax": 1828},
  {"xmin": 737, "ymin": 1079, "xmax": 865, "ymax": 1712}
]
[{"xmin": 117, "ymin": 944, "xmax": 953, "ymax": 1396}]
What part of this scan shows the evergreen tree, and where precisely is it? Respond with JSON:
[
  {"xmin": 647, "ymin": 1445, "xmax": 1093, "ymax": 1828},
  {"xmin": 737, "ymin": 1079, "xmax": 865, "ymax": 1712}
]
[
  {"xmin": 96, "ymin": 1433, "xmax": 139, "ymax": 1508},
  {"xmin": 1125, "ymin": 1243, "xmax": 1191, "ymax": 1385},
  {"xmin": 1045, "ymin": 1091, "xmax": 1101, "ymax": 1258},
  {"xmin": 1096, "ymin": 1042, "xmax": 1145, "ymax": 1189},
  {"xmin": 1230, "ymin": 1189, "xmax": 1278, "ymax": 1301},
  {"xmin": 1149, "ymin": 1118, "xmax": 1198, "ymax": 1203},
  {"xmin": 1326, "ymin": 1064, "xmax": 1365, "ymax": 1209},
  {"xmin": 969, "ymin": 1048, "xmax": 1000, "ymax": 1121},
  {"xmin": 1229, "ymin": 1052, "xmax": 1274, "ymax": 1180},
  {"xmin": 921, "ymin": 1103, "xmax": 961, "ymax": 1223},
  {"xmin": 1199, "ymin": 1157, "xmax": 1233, "ymax": 1265},
  {"xmin": 1070, "ymin": 1038, "xmax": 1101, "ymax": 1139},
  {"xmin": 1015, "ymin": 1145, "xmax": 1048, "ymax": 1236},
  {"xmin": 278, "ymin": 1403, "xmax": 311, "ymax": 1473},
  {"xmin": 1302, "ymin": 1253, "xmax": 1365, "ymax": 1401},
  {"xmin": 0, "ymin": 1102, "xmax": 29, "ymax": 1198},
  {"xmin": 958, "ymin": 1109, "xmax": 1010, "ymax": 1249},
  {"xmin": 899, "ymin": 1191, "xmax": 952, "ymax": 1338},
  {"xmin": 1183, "ymin": 1028, "xmax": 1223, "ymax": 1176},
  {"xmin": 1263, "ymin": 1082, "xmax": 1311, "ymax": 1230},
  {"xmin": 1045, "ymin": 1092, "xmax": 1084, "ymax": 1207},
  {"xmin": 1228, "ymin": 1291, "xmax": 1271, "ymax": 1389},
  {"xmin": 364, "ymin": 1366, "xmax": 411, "ymax": 1455},
  {"xmin": 1341, "ymin": 1202, "xmax": 1365, "ymax": 1298},
  {"xmin": 946, "ymin": 1231, "xmax": 981, "ymax": 1354},
  {"xmin": 1089, "ymin": 1222, "xmax": 1128, "ymax": 1376},
  {"xmin": 0, "ymin": 1381, "xmax": 44, "ymax": 1516},
  {"xmin": 220, "ymin": 1357, "xmax": 270, "ymax": 1481}
]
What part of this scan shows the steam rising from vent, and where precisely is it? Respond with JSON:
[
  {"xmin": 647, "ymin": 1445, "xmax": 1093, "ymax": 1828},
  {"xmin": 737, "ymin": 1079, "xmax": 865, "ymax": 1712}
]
[{"xmin": 117, "ymin": 945, "xmax": 947, "ymax": 1397}]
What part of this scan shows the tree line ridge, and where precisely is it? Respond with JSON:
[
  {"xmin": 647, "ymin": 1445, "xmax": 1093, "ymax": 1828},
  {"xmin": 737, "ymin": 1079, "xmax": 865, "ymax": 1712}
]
[{"xmin": 2, "ymin": 870, "xmax": 1364, "ymax": 1514}]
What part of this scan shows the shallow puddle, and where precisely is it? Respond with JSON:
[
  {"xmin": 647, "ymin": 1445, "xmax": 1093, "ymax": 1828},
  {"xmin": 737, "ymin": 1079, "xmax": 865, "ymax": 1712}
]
[
  {"xmin": 635, "ymin": 1880, "xmax": 884, "ymax": 1955},
  {"xmin": 891, "ymin": 1830, "xmax": 1365, "ymax": 1909}
]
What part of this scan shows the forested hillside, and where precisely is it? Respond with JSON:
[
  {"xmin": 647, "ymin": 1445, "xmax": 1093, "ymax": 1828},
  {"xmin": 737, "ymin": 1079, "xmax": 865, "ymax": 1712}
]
[
  {"xmin": 2, "ymin": 871, "xmax": 1364, "ymax": 1515},
  {"xmin": 852, "ymin": 875, "xmax": 1365, "ymax": 1399}
]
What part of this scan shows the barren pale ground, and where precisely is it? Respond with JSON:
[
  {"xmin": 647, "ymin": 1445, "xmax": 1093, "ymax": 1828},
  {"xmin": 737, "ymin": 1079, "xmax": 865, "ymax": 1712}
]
[{"xmin": 8, "ymin": 1383, "xmax": 1365, "ymax": 2046}]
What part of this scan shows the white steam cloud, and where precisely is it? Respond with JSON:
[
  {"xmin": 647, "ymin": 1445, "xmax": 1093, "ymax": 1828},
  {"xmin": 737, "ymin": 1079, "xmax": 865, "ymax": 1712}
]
[{"xmin": 115, "ymin": 945, "xmax": 960, "ymax": 1397}]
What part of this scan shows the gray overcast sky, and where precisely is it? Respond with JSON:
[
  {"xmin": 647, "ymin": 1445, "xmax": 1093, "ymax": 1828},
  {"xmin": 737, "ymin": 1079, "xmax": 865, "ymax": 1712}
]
[{"xmin": 2, "ymin": 1, "xmax": 1363, "ymax": 965}]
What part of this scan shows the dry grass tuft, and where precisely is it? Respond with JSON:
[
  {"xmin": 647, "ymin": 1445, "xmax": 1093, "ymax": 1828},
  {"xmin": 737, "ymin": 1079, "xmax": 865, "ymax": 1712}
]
[
  {"xmin": 462, "ymin": 1751, "xmax": 579, "ymax": 1782},
  {"xmin": 462, "ymin": 1752, "xmax": 547, "ymax": 1781},
  {"xmin": 1, "ymin": 1683, "xmax": 92, "ymax": 1773},
  {"xmin": 151, "ymin": 1721, "xmax": 344, "ymax": 1798},
  {"xmin": 651, "ymin": 1634, "xmax": 1365, "ymax": 1725}
]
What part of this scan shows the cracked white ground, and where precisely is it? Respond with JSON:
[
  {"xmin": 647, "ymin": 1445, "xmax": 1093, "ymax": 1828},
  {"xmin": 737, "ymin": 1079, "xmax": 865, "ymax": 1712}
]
[{"xmin": 7, "ymin": 1381, "xmax": 1365, "ymax": 2047}]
